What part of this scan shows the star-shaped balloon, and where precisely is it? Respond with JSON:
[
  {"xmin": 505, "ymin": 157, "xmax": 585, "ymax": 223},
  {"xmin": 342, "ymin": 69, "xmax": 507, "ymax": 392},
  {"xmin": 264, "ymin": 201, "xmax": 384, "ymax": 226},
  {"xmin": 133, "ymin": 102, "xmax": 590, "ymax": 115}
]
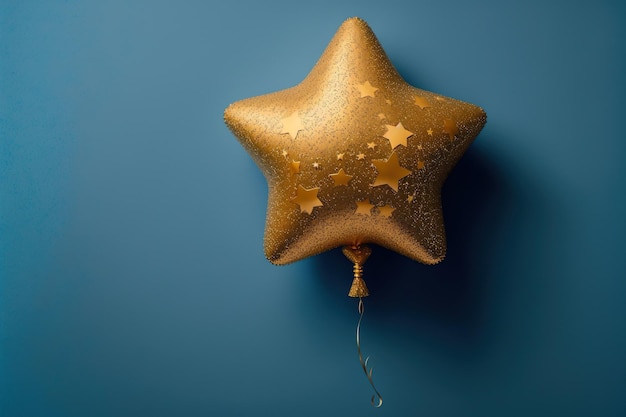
[
  {"xmin": 224, "ymin": 17, "xmax": 486, "ymax": 270},
  {"xmin": 225, "ymin": 18, "xmax": 487, "ymax": 405}
]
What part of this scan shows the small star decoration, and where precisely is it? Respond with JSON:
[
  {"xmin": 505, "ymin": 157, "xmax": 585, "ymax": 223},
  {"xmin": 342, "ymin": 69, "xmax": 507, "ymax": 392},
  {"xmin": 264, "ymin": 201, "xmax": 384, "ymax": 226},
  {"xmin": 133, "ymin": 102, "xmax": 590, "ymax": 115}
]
[
  {"xmin": 224, "ymin": 17, "xmax": 486, "ymax": 265},
  {"xmin": 357, "ymin": 81, "xmax": 378, "ymax": 98}
]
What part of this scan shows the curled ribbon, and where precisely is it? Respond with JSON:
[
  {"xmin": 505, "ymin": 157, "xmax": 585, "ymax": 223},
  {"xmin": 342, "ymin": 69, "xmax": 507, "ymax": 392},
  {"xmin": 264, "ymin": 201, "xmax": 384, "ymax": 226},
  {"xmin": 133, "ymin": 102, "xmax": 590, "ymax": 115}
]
[{"xmin": 356, "ymin": 297, "xmax": 383, "ymax": 407}]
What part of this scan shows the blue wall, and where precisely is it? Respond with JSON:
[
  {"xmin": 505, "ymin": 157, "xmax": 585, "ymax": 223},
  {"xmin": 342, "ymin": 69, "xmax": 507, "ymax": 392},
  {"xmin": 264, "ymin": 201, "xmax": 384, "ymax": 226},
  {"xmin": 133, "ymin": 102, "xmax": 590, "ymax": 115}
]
[{"xmin": 1, "ymin": 1, "xmax": 624, "ymax": 416}]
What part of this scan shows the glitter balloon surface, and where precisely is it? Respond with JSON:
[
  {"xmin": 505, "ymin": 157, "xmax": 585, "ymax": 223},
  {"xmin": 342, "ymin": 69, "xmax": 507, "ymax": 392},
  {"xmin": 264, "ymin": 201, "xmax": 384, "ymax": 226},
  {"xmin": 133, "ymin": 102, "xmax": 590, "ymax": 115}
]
[{"xmin": 224, "ymin": 17, "xmax": 486, "ymax": 265}]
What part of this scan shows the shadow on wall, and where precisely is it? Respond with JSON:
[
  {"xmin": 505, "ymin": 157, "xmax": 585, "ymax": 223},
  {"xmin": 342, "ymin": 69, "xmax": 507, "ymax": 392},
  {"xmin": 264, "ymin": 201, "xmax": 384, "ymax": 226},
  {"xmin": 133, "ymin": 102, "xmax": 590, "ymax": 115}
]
[{"xmin": 308, "ymin": 139, "xmax": 515, "ymax": 357}]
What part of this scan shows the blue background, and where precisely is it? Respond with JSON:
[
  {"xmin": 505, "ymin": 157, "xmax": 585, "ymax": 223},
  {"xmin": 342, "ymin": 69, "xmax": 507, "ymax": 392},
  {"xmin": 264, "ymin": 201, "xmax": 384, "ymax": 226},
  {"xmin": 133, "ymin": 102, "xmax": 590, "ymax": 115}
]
[{"xmin": 1, "ymin": 1, "xmax": 624, "ymax": 416}]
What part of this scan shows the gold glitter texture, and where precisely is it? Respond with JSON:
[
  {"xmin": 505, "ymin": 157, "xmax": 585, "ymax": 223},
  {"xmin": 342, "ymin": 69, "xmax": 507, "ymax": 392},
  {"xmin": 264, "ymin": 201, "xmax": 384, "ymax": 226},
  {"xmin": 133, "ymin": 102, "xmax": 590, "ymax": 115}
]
[{"xmin": 224, "ymin": 17, "xmax": 486, "ymax": 265}]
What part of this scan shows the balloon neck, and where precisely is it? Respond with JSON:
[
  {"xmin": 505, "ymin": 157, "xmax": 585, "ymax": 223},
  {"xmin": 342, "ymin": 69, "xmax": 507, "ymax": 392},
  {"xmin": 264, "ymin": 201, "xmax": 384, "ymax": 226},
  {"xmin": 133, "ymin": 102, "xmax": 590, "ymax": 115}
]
[{"xmin": 343, "ymin": 245, "xmax": 372, "ymax": 298}]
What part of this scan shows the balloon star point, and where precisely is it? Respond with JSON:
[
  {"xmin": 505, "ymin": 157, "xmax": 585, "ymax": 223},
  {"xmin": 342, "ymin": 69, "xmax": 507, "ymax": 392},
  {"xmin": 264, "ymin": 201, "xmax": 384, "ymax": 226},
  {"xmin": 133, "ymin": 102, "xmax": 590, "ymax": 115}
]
[{"xmin": 224, "ymin": 17, "xmax": 486, "ymax": 265}]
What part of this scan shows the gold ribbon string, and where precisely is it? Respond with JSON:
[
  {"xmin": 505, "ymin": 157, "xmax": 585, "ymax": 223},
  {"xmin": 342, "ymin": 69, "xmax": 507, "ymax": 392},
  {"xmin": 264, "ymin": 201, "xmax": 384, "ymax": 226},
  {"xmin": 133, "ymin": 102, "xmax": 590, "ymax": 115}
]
[{"xmin": 356, "ymin": 297, "xmax": 383, "ymax": 407}]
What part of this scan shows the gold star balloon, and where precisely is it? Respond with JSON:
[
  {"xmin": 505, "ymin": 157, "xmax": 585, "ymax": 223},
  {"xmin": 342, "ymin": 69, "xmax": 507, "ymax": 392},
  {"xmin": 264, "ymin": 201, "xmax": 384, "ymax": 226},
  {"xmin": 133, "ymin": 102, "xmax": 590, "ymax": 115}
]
[
  {"xmin": 224, "ymin": 17, "xmax": 486, "ymax": 406},
  {"xmin": 224, "ymin": 17, "xmax": 486, "ymax": 274}
]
